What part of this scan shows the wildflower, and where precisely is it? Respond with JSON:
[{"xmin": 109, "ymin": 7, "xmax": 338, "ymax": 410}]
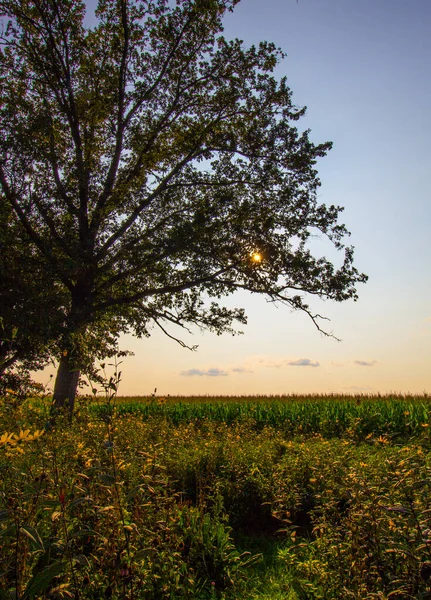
[
  {"xmin": 0, "ymin": 432, "xmax": 16, "ymax": 446},
  {"xmin": 376, "ymin": 435, "xmax": 389, "ymax": 444}
]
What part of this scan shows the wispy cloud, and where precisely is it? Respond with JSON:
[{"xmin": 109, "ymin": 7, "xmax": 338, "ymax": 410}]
[
  {"xmin": 265, "ymin": 357, "xmax": 320, "ymax": 368},
  {"xmin": 354, "ymin": 360, "xmax": 377, "ymax": 367},
  {"xmin": 288, "ymin": 358, "xmax": 320, "ymax": 368},
  {"xmin": 231, "ymin": 366, "xmax": 253, "ymax": 374},
  {"xmin": 181, "ymin": 368, "xmax": 229, "ymax": 377},
  {"xmin": 181, "ymin": 356, "xmax": 320, "ymax": 377}
]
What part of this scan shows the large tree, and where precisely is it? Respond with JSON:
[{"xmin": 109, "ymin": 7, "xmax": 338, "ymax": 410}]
[{"xmin": 0, "ymin": 0, "xmax": 367, "ymax": 413}]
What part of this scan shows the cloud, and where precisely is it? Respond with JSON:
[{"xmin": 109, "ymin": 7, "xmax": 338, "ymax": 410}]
[
  {"xmin": 181, "ymin": 368, "xmax": 229, "ymax": 377},
  {"xmin": 253, "ymin": 356, "xmax": 320, "ymax": 369},
  {"xmin": 354, "ymin": 360, "xmax": 377, "ymax": 367},
  {"xmin": 287, "ymin": 358, "xmax": 320, "ymax": 368},
  {"xmin": 181, "ymin": 356, "xmax": 319, "ymax": 377}
]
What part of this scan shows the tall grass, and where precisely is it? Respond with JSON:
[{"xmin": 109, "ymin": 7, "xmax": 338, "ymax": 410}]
[
  {"xmin": 93, "ymin": 395, "xmax": 431, "ymax": 440},
  {"xmin": 3, "ymin": 392, "xmax": 431, "ymax": 598}
]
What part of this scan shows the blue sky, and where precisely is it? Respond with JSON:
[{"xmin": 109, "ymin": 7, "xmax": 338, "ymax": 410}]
[{"xmin": 43, "ymin": 0, "xmax": 431, "ymax": 396}]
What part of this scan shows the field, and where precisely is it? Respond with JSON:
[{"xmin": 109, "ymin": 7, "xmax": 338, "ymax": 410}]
[{"xmin": 2, "ymin": 393, "xmax": 431, "ymax": 599}]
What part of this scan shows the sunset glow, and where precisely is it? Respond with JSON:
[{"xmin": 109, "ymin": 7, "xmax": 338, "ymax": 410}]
[{"xmin": 32, "ymin": 0, "xmax": 430, "ymax": 397}]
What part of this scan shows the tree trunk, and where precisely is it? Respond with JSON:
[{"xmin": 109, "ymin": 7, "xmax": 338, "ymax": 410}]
[
  {"xmin": 51, "ymin": 281, "xmax": 92, "ymax": 417},
  {"xmin": 52, "ymin": 353, "xmax": 80, "ymax": 416}
]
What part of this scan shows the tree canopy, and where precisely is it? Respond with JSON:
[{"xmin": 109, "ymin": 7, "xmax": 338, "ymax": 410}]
[
  {"xmin": 0, "ymin": 0, "xmax": 367, "ymax": 412},
  {"xmin": 0, "ymin": 184, "xmax": 66, "ymax": 374}
]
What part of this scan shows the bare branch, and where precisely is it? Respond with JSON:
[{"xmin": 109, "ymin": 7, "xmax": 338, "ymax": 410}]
[{"xmin": 153, "ymin": 318, "xmax": 198, "ymax": 351}]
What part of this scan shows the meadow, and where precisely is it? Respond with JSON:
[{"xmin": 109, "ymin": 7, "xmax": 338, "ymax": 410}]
[{"xmin": 1, "ymin": 393, "xmax": 431, "ymax": 599}]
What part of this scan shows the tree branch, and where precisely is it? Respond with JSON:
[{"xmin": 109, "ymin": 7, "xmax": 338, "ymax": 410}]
[
  {"xmin": 97, "ymin": 206, "xmax": 189, "ymax": 275},
  {"xmin": 95, "ymin": 147, "xmax": 201, "ymax": 261},
  {"xmin": 46, "ymin": 113, "xmax": 79, "ymax": 217},
  {"xmin": 92, "ymin": 265, "xmax": 235, "ymax": 312},
  {"xmin": 123, "ymin": 10, "xmax": 197, "ymax": 127},
  {"xmin": 0, "ymin": 165, "xmax": 74, "ymax": 291},
  {"xmin": 153, "ymin": 318, "xmax": 198, "ymax": 351},
  {"xmin": 30, "ymin": 192, "xmax": 75, "ymax": 258},
  {"xmin": 92, "ymin": 0, "xmax": 130, "ymax": 227},
  {"xmin": 215, "ymin": 277, "xmax": 340, "ymax": 339}
]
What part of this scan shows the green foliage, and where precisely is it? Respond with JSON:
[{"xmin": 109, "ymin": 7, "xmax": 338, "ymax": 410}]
[
  {"xmin": 4, "ymin": 394, "xmax": 431, "ymax": 597},
  {"xmin": 106, "ymin": 394, "xmax": 431, "ymax": 440},
  {"xmin": 0, "ymin": 205, "xmax": 63, "ymax": 376},
  {"xmin": 0, "ymin": 369, "xmax": 46, "ymax": 402},
  {"xmin": 276, "ymin": 443, "xmax": 431, "ymax": 598},
  {"xmin": 0, "ymin": 397, "xmax": 253, "ymax": 599}
]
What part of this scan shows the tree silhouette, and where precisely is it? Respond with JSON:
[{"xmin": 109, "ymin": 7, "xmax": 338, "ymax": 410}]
[{"xmin": 0, "ymin": 0, "xmax": 367, "ymax": 413}]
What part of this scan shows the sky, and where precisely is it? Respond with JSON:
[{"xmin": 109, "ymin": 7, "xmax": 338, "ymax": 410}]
[{"xmin": 42, "ymin": 0, "xmax": 431, "ymax": 396}]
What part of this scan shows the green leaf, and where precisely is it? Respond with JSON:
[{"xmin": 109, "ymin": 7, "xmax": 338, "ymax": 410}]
[
  {"xmin": 73, "ymin": 554, "xmax": 90, "ymax": 567},
  {"xmin": 68, "ymin": 529, "xmax": 98, "ymax": 541},
  {"xmin": 67, "ymin": 496, "xmax": 92, "ymax": 510},
  {"xmin": 20, "ymin": 525, "xmax": 44, "ymax": 551},
  {"xmin": 126, "ymin": 485, "xmax": 143, "ymax": 501},
  {"xmin": 22, "ymin": 561, "xmax": 66, "ymax": 599},
  {"xmin": 411, "ymin": 479, "xmax": 431, "ymax": 490},
  {"xmin": 98, "ymin": 473, "xmax": 115, "ymax": 485}
]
